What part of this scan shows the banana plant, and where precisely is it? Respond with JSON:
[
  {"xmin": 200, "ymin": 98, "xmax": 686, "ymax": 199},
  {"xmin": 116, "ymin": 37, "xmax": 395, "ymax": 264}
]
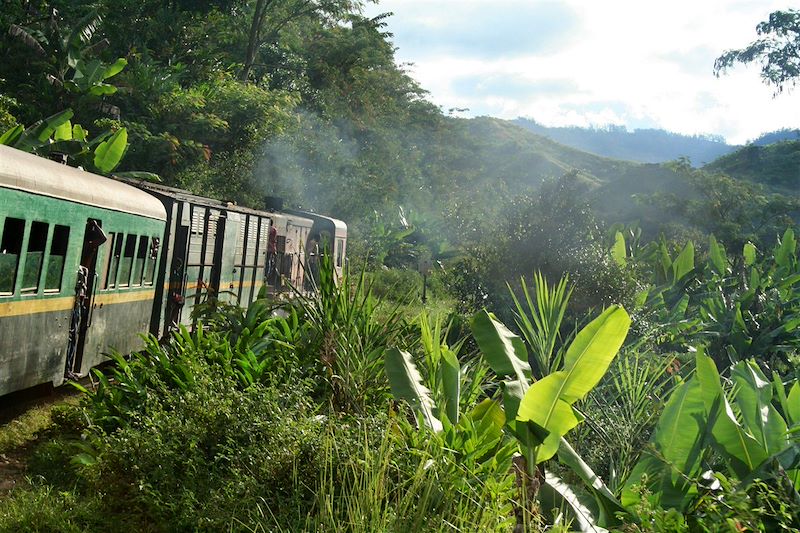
[
  {"xmin": 471, "ymin": 305, "xmax": 631, "ymax": 531},
  {"xmin": 622, "ymin": 348, "xmax": 800, "ymax": 513},
  {"xmin": 384, "ymin": 314, "xmax": 514, "ymax": 493}
]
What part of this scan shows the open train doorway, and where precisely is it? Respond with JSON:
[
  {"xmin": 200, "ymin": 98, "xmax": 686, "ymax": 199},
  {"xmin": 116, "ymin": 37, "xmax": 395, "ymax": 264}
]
[{"xmin": 65, "ymin": 218, "xmax": 107, "ymax": 378}]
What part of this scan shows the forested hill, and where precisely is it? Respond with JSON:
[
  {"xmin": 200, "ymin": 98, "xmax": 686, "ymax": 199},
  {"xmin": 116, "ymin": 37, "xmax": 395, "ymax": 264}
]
[
  {"xmin": 705, "ymin": 140, "xmax": 800, "ymax": 189},
  {"xmin": 513, "ymin": 117, "xmax": 737, "ymax": 165}
]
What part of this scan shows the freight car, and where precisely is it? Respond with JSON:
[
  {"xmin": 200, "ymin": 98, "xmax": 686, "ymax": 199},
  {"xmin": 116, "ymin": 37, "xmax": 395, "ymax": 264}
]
[{"xmin": 0, "ymin": 145, "xmax": 347, "ymax": 397}]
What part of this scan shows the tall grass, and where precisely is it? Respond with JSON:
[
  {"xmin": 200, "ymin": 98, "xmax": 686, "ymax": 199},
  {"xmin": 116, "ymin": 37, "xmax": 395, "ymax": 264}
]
[
  {"xmin": 247, "ymin": 420, "xmax": 516, "ymax": 533},
  {"xmin": 295, "ymin": 253, "xmax": 410, "ymax": 412}
]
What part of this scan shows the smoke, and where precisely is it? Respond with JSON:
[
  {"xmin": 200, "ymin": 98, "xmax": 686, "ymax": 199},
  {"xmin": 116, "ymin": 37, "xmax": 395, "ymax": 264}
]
[{"xmin": 254, "ymin": 109, "xmax": 359, "ymax": 217}]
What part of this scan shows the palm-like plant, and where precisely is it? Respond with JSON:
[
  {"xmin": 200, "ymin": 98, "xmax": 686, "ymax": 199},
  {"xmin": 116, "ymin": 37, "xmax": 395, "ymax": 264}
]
[{"xmin": 509, "ymin": 271, "xmax": 573, "ymax": 379}]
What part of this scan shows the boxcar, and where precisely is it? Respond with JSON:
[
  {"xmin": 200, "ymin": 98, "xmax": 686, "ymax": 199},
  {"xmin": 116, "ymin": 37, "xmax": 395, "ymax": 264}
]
[
  {"xmin": 118, "ymin": 180, "xmax": 282, "ymax": 334},
  {"xmin": 0, "ymin": 145, "xmax": 167, "ymax": 395}
]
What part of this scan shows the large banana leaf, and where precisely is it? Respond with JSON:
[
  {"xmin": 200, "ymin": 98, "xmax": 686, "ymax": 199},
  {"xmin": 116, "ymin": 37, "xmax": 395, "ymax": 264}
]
[
  {"xmin": 621, "ymin": 378, "xmax": 706, "ymax": 510},
  {"xmin": 93, "ymin": 127, "xmax": 127, "ymax": 172},
  {"xmin": 517, "ymin": 372, "xmax": 581, "ymax": 460},
  {"xmin": 516, "ymin": 306, "xmax": 630, "ymax": 461},
  {"xmin": 730, "ymin": 361, "xmax": 788, "ymax": 457},
  {"xmin": 541, "ymin": 470, "xmax": 609, "ymax": 533},
  {"xmin": 471, "ymin": 310, "xmax": 531, "ymax": 384},
  {"xmin": 774, "ymin": 228, "xmax": 796, "ymax": 269},
  {"xmin": 708, "ymin": 235, "xmax": 728, "ymax": 276},
  {"xmin": 787, "ymin": 382, "xmax": 800, "ymax": 425},
  {"xmin": 558, "ymin": 438, "xmax": 625, "ymax": 526},
  {"xmin": 671, "ymin": 241, "xmax": 695, "ymax": 284},
  {"xmin": 12, "ymin": 109, "xmax": 74, "ymax": 152},
  {"xmin": 560, "ymin": 305, "xmax": 631, "ymax": 402},
  {"xmin": 696, "ymin": 351, "xmax": 767, "ymax": 477},
  {"xmin": 385, "ymin": 348, "xmax": 442, "ymax": 432},
  {"xmin": 611, "ymin": 231, "xmax": 627, "ymax": 267}
]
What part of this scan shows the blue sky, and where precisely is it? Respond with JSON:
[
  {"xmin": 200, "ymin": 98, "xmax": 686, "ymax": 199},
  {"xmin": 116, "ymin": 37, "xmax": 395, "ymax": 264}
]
[{"xmin": 364, "ymin": 0, "xmax": 800, "ymax": 144}]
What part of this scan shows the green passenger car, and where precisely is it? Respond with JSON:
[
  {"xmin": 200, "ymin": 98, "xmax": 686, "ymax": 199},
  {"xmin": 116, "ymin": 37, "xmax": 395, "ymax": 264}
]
[{"xmin": 0, "ymin": 145, "xmax": 166, "ymax": 396}]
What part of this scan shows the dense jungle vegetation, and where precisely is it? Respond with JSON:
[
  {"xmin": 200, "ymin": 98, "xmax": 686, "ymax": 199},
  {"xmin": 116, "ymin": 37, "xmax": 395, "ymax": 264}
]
[{"xmin": 1, "ymin": 1, "xmax": 799, "ymax": 531}]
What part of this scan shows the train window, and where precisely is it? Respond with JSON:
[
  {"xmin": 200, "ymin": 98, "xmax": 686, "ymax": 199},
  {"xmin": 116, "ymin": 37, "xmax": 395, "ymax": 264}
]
[
  {"xmin": 143, "ymin": 237, "xmax": 157, "ymax": 286},
  {"xmin": 21, "ymin": 221, "xmax": 48, "ymax": 294},
  {"xmin": 336, "ymin": 239, "xmax": 344, "ymax": 268},
  {"xmin": 0, "ymin": 217, "xmax": 24, "ymax": 295},
  {"xmin": 118, "ymin": 234, "xmax": 136, "ymax": 287},
  {"xmin": 104, "ymin": 233, "xmax": 122, "ymax": 289},
  {"xmin": 132, "ymin": 236, "xmax": 147, "ymax": 286},
  {"xmin": 44, "ymin": 225, "xmax": 70, "ymax": 293}
]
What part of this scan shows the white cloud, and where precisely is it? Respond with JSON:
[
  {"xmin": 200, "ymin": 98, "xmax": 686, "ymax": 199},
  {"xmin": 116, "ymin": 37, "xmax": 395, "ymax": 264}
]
[{"xmin": 365, "ymin": 0, "xmax": 800, "ymax": 143}]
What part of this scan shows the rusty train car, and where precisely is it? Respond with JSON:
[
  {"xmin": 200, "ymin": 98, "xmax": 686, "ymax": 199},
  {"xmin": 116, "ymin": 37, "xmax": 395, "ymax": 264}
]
[{"xmin": 0, "ymin": 145, "xmax": 346, "ymax": 397}]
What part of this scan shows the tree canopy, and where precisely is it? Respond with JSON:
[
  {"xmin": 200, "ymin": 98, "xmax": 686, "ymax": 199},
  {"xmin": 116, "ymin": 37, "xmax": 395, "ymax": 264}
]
[{"xmin": 714, "ymin": 9, "xmax": 800, "ymax": 94}]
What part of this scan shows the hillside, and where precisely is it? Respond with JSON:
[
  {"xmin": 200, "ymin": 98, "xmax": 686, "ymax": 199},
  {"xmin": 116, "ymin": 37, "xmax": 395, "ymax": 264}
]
[
  {"xmin": 512, "ymin": 118, "xmax": 737, "ymax": 165},
  {"xmin": 705, "ymin": 140, "xmax": 800, "ymax": 190}
]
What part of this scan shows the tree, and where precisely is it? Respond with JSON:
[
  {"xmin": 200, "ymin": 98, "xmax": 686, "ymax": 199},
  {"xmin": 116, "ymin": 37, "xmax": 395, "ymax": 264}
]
[
  {"xmin": 714, "ymin": 9, "xmax": 800, "ymax": 94},
  {"xmin": 240, "ymin": 0, "xmax": 362, "ymax": 83}
]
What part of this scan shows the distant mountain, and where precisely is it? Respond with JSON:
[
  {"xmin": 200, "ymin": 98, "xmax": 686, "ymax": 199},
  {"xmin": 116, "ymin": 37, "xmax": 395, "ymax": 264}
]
[
  {"xmin": 512, "ymin": 118, "xmax": 737, "ymax": 166},
  {"xmin": 750, "ymin": 128, "xmax": 800, "ymax": 146}
]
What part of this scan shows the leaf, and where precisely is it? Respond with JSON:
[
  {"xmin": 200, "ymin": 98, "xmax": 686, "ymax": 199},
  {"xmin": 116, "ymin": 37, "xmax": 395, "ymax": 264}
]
[
  {"xmin": 72, "ymin": 124, "xmax": 88, "ymax": 141},
  {"xmin": 517, "ymin": 372, "xmax": 582, "ymax": 462},
  {"xmin": 14, "ymin": 109, "xmax": 74, "ymax": 152},
  {"xmin": 67, "ymin": 9, "xmax": 103, "ymax": 49},
  {"xmin": 102, "ymin": 57, "xmax": 127, "ymax": 80},
  {"xmin": 558, "ymin": 438, "xmax": 625, "ymax": 525},
  {"xmin": 440, "ymin": 347, "xmax": 460, "ymax": 425},
  {"xmin": 668, "ymin": 294, "xmax": 689, "ymax": 322},
  {"xmin": 560, "ymin": 305, "xmax": 631, "ymax": 403},
  {"xmin": 516, "ymin": 306, "xmax": 630, "ymax": 462},
  {"xmin": 730, "ymin": 361, "xmax": 789, "ymax": 457},
  {"xmin": 622, "ymin": 379, "xmax": 706, "ymax": 510},
  {"xmin": 542, "ymin": 470, "xmax": 609, "ymax": 533},
  {"xmin": 88, "ymin": 84, "xmax": 117, "ymax": 96},
  {"xmin": 775, "ymin": 228, "xmax": 796, "ymax": 268},
  {"xmin": 93, "ymin": 128, "xmax": 127, "ymax": 172},
  {"xmin": 385, "ymin": 348, "xmax": 442, "ymax": 432},
  {"xmin": 708, "ymin": 235, "xmax": 727, "ymax": 275},
  {"xmin": 54, "ymin": 119, "xmax": 73, "ymax": 141},
  {"xmin": 787, "ymin": 382, "xmax": 800, "ymax": 426},
  {"xmin": 671, "ymin": 241, "xmax": 694, "ymax": 283},
  {"xmin": 8, "ymin": 24, "xmax": 46, "ymax": 56},
  {"xmin": 696, "ymin": 351, "xmax": 767, "ymax": 476},
  {"xmin": 0, "ymin": 124, "xmax": 24, "ymax": 145},
  {"xmin": 500, "ymin": 379, "xmax": 527, "ymax": 421},
  {"xmin": 743, "ymin": 242, "xmax": 757, "ymax": 266},
  {"xmin": 471, "ymin": 310, "xmax": 530, "ymax": 384},
  {"xmin": 611, "ymin": 231, "xmax": 627, "ymax": 267}
]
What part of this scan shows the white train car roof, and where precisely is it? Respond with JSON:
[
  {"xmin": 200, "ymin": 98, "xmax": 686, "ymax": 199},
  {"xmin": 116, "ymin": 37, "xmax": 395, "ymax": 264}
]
[
  {"xmin": 283, "ymin": 208, "xmax": 347, "ymax": 238},
  {"xmin": 0, "ymin": 145, "xmax": 166, "ymax": 221},
  {"xmin": 268, "ymin": 210, "xmax": 314, "ymax": 230}
]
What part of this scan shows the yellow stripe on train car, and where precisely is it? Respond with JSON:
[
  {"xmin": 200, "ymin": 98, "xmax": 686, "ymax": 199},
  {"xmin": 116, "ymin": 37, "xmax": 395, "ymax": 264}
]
[{"xmin": 0, "ymin": 289, "xmax": 156, "ymax": 318}]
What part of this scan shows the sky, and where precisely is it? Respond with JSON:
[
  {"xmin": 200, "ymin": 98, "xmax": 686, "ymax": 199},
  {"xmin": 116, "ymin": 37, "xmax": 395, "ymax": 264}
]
[{"xmin": 363, "ymin": 0, "xmax": 799, "ymax": 144}]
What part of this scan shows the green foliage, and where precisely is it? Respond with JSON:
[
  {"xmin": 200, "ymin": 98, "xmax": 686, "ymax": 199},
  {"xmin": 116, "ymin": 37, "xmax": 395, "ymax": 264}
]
[
  {"xmin": 471, "ymin": 306, "xmax": 631, "ymax": 530},
  {"xmin": 509, "ymin": 272, "xmax": 574, "ymax": 380},
  {"xmin": 715, "ymin": 9, "xmax": 800, "ymax": 94},
  {"xmin": 653, "ymin": 159, "xmax": 799, "ymax": 251},
  {"xmin": 622, "ymin": 349, "xmax": 800, "ymax": 521},
  {"xmin": 635, "ymin": 229, "xmax": 800, "ymax": 374},
  {"xmin": 294, "ymin": 253, "xmax": 410, "ymax": 412},
  {"xmin": 706, "ymin": 141, "xmax": 800, "ymax": 188}
]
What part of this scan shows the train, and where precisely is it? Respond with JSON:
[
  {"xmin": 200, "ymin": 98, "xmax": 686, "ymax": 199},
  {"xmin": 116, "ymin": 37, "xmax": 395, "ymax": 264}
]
[{"xmin": 0, "ymin": 144, "xmax": 347, "ymax": 397}]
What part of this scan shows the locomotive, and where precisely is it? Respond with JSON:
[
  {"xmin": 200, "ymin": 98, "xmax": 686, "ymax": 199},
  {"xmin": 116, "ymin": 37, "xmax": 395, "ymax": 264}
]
[{"xmin": 0, "ymin": 145, "xmax": 346, "ymax": 397}]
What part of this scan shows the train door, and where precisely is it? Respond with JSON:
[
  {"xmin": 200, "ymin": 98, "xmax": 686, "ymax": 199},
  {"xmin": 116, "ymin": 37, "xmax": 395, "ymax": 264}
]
[{"xmin": 65, "ymin": 218, "xmax": 107, "ymax": 378}]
